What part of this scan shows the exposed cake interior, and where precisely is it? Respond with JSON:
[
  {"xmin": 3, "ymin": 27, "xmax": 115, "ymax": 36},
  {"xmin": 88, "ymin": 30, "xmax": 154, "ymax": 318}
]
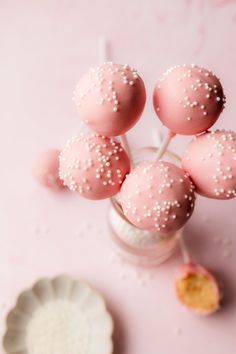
[{"xmin": 176, "ymin": 272, "xmax": 219, "ymax": 312}]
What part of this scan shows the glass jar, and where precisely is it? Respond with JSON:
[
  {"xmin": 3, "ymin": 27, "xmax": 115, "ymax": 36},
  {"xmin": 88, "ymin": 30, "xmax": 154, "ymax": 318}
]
[{"xmin": 108, "ymin": 147, "xmax": 182, "ymax": 267}]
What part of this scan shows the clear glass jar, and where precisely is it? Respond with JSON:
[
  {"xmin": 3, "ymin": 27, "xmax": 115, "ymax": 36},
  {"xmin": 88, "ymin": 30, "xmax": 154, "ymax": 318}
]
[{"xmin": 108, "ymin": 147, "xmax": 182, "ymax": 267}]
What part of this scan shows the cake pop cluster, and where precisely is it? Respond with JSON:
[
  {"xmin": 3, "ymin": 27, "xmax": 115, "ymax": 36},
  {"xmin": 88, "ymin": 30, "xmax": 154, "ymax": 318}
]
[{"xmin": 34, "ymin": 62, "xmax": 235, "ymax": 235}]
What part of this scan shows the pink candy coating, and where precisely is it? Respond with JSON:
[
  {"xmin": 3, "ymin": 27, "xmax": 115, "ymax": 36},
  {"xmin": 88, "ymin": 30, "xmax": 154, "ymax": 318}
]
[
  {"xmin": 182, "ymin": 130, "xmax": 236, "ymax": 200},
  {"xmin": 119, "ymin": 161, "xmax": 195, "ymax": 233},
  {"xmin": 59, "ymin": 134, "xmax": 130, "ymax": 200},
  {"xmin": 32, "ymin": 149, "xmax": 64, "ymax": 190},
  {"xmin": 153, "ymin": 64, "xmax": 225, "ymax": 135},
  {"xmin": 175, "ymin": 263, "xmax": 221, "ymax": 315},
  {"xmin": 73, "ymin": 62, "xmax": 146, "ymax": 137}
]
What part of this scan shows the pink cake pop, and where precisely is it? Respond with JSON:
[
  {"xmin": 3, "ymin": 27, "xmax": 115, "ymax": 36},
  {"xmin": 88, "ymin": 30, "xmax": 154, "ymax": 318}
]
[
  {"xmin": 32, "ymin": 149, "xmax": 64, "ymax": 190},
  {"xmin": 73, "ymin": 62, "xmax": 146, "ymax": 137},
  {"xmin": 175, "ymin": 263, "xmax": 221, "ymax": 315},
  {"xmin": 153, "ymin": 64, "xmax": 226, "ymax": 135},
  {"xmin": 119, "ymin": 161, "xmax": 195, "ymax": 233},
  {"xmin": 182, "ymin": 130, "xmax": 236, "ymax": 199},
  {"xmin": 59, "ymin": 133, "xmax": 130, "ymax": 200}
]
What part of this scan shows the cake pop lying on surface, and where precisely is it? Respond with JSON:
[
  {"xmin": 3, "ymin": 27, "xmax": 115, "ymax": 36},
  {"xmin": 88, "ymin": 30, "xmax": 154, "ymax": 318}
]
[
  {"xmin": 73, "ymin": 62, "xmax": 146, "ymax": 137},
  {"xmin": 33, "ymin": 149, "xmax": 64, "ymax": 190},
  {"xmin": 175, "ymin": 263, "xmax": 221, "ymax": 315},
  {"xmin": 59, "ymin": 134, "xmax": 130, "ymax": 200},
  {"xmin": 182, "ymin": 130, "xmax": 236, "ymax": 199},
  {"xmin": 119, "ymin": 161, "xmax": 195, "ymax": 233},
  {"xmin": 153, "ymin": 64, "xmax": 225, "ymax": 135}
]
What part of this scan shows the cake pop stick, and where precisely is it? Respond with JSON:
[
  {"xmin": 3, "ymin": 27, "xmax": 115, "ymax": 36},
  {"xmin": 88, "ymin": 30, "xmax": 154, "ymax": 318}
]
[
  {"xmin": 152, "ymin": 100, "xmax": 176, "ymax": 162},
  {"xmin": 155, "ymin": 130, "xmax": 176, "ymax": 160},
  {"xmin": 119, "ymin": 134, "xmax": 133, "ymax": 168},
  {"xmin": 152, "ymin": 129, "xmax": 163, "ymax": 147},
  {"xmin": 175, "ymin": 229, "xmax": 221, "ymax": 315},
  {"xmin": 98, "ymin": 37, "xmax": 134, "ymax": 165},
  {"xmin": 98, "ymin": 36, "xmax": 108, "ymax": 66},
  {"xmin": 178, "ymin": 229, "xmax": 191, "ymax": 264}
]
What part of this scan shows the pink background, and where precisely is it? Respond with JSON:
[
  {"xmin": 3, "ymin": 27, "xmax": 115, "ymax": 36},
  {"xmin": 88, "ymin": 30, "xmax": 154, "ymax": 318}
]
[{"xmin": 1, "ymin": 0, "xmax": 236, "ymax": 353}]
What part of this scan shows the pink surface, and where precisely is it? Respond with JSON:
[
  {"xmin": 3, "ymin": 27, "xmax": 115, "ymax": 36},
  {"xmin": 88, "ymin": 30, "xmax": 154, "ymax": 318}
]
[{"xmin": 1, "ymin": 1, "xmax": 236, "ymax": 353}]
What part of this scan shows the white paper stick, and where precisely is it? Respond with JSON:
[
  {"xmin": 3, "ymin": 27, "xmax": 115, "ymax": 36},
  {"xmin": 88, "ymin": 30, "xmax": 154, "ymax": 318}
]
[
  {"xmin": 155, "ymin": 130, "xmax": 176, "ymax": 161},
  {"xmin": 152, "ymin": 130, "xmax": 163, "ymax": 147},
  {"xmin": 98, "ymin": 36, "xmax": 108, "ymax": 65},
  {"xmin": 99, "ymin": 36, "xmax": 133, "ymax": 164},
  {"xmin": 178, "ymin": 229, "xmax": 191, "ymax": 264}
]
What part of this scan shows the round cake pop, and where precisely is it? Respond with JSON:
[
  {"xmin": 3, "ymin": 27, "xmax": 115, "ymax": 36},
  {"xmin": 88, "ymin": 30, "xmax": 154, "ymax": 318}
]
[
  {"xmin": 119, "ymin": 161, "xmax": 195, "ymax": 233},
  {"xmin": 182, "ymin": 130, "xmax": 236, "ymax": 199},
  {"xmin": 153, "ymin": 64, "xmax": 226, "ymax": 135},
  {"xmin": 73, "ymin": 62, "xmax": 146, "ymax": 137},
  {"xmin": 32, "ymin": 149, "xmax": 64, "ymax": 190},
  {"xmin": 59, "ymin": 134, "xmax": 130, "ymax": 200},
  {"xmin": 175, "ymin": 263, "xmax": 221, "ymax": 315}
]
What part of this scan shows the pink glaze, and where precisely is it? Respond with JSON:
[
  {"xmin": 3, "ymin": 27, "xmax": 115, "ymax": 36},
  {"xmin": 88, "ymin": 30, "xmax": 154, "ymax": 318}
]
[
  {"xmin": 119, "ymin": 161, "xmax": 195, "ymax": 233},
  {"xmin": 182, "ymin": 130, "xmax": 236, "ymax": 199},
  {"xmin": 59, "ymin": 133, "xmax": 130, "ymax": 200},
  {"xmin": 153, "ymin": 64, "xmax": 225, "ymax": 135},
  {"xmin": 32, "ymin": 149, "xmax": 64, "ymax": 190},
  {"xmin": 175, "ymin": 263, "xmax": 221, "ymax": 315},
  {"xmin": 73, "ymin": 62, "xmax": 146, "ymax": 137}
]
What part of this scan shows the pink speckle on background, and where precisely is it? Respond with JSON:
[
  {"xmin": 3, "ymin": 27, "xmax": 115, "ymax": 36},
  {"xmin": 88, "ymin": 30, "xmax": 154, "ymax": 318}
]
[{"xmin": 1, "ymin": 1, "xmax": 236, "ymax": 354}]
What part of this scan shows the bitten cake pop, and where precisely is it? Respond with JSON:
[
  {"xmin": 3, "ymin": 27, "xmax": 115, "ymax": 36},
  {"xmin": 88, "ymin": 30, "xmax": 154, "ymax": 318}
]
[
  {"xmin": 182, "ymin": 130, "xmax": 236, "ymax": 199},
  {"xmin": 119, "ymin": 161, "xmax": 195, "ymax": 233},
  {"xmin": 32, "ymin": 149, "xmax": 64, "ymax": 190},
  {"xmin": 73, "ymin": 62, "xmax": 146, "ymax": 137},
  {"xmin": 175, "ymin": 263, "xmax": 221, "ymax": 315},
  {"xmin": 59, "ymin": 134, "xmax": 130, "ymax": 200},
  {"xmin": 153, "ymin": 64, "xmax": 225, "ymax": 135}
]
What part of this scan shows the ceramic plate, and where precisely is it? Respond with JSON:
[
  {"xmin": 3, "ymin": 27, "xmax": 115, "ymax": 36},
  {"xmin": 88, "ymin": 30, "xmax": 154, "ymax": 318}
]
[{"xmin": 3, "ymin": 275, "xmax": 113, "ymax": 354}]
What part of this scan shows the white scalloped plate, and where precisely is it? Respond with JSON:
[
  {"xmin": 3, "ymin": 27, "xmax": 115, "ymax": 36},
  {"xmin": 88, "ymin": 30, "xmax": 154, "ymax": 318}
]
[{"xmin": 3, "ymin": 275, "xmax": 113, "ymax": 354}]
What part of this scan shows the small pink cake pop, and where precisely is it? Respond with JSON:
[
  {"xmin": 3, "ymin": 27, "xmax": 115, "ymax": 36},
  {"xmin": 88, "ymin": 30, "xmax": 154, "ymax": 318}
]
[
  {"xmin": 59, "ymin": 134, "xmax": 130, "ymax": 200},
  {"xmin": 182, "ymin": 130, "xmax": 236, "ymax": 199},
  {"xmin": 73, "ymin": 62, "xmax": 146, "ymax": 137},
  {"xmin": 153, "ymin": 64, "xmax": 226, "ymax": 135},
  {"xmin": 119, "ymin": 161, "xmax": 195, "ymax": 233},
  {"xmin": 175, "ymin": 263, "xmax": 221, "ymax": 315},
  {"xmin": 32, "ymin": 149, "xmax": 64, "ymax": 190}
]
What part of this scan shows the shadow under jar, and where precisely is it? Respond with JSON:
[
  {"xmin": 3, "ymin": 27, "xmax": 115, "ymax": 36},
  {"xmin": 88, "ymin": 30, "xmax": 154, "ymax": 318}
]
[{"xmin": 108, "ymin": 147, "xmax": 182, "ymax": 267}]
